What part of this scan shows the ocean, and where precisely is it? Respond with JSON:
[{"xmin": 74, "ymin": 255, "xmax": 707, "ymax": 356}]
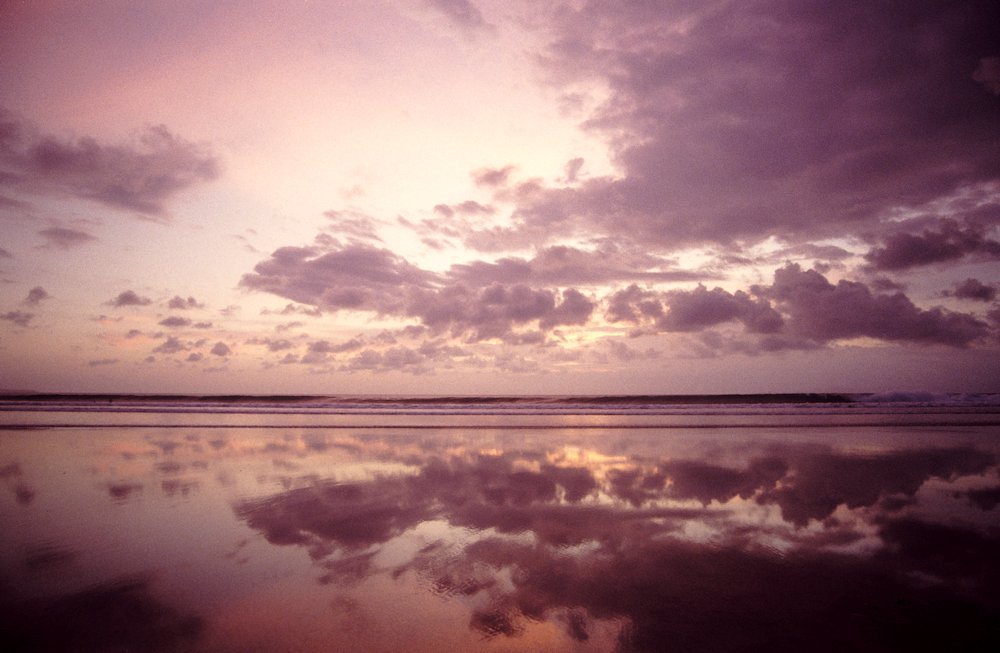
[{"xmin": 2, "ymin": 394, "xmax": 999, "ymax": 651}]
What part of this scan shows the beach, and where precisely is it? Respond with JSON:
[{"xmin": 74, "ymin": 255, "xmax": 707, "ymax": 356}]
[{"xmin": 2, "ymin": 395, "xmax": 999, "ymax": 651}]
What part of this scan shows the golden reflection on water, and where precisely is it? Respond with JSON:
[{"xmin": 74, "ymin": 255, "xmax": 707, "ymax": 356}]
[{"xmin": 2, "ymin": 422, "xmax": 999, "ymax": 651}]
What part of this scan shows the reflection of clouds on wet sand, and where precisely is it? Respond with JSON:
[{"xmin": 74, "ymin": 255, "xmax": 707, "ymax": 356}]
[
  {"xmin": 231, "ymin": 438, "xmax": 1000, "ymax": 650},
  {"xmin": 4, "ymin": 424, "xmax": 999, "ymax": 651},
  {"xmin": 0, "ymin": 576, "xmax": 203, "ymax": 651}
]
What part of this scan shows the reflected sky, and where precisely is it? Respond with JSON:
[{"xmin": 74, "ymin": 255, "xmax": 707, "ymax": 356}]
[{"xmin": 2, "ymin": 421, "xmax": 999, "ymax": 651}]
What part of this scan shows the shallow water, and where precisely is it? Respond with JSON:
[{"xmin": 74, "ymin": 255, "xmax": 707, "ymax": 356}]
[{"xmin": 2, "ymin": 398, "xmax": 999, "ymax": 651}]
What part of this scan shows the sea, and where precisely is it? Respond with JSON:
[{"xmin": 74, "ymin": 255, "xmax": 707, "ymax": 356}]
[{"xmin": 1, "ymin": 393, "xmax": 999, "ymax": 652}]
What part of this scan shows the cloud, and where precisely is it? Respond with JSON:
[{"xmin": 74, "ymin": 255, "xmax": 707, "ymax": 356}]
[
  {"xmin": 864, "ymin": 220, "xmax": 1000, "ymax": 270},
  {"xmin": 241, "ymin": 241, "xmax": 601, "ymax": 343},
  {"xmin": 477, "ymin": 2, "xmax": 1000, "ymax": 252},
  {"xmin": 166, "ymin": 296, "xmax": 204, "ymax": 310},
  {"xmin": 241, "ymin": 243, "xmax": 436, "ymax": 313},
  {"xmin": 948, "ymin": 278, "xmax": 997, "ymax": 302},
  {"xmin": 158, "ymin": 316, "xmax": 191, "ymax": 328},
  {"xmin": 424, "ymin": 0, "xmax": 493, "ymax": 34},
  {"xmin": 0, "ymin": 108, "xmax": 219, "ymax": 216},
  {"xmin": 447, "ymin": 244, "xmax": 711, "ymax": 287},
  {"xmin": 322, "ymin": 209, "xmax": 383, "ymax": 242},
  {"xmin": 657, "ymin": 285, "xmax": 783, "ymax": 334},
  {"xmin": 607, "ymin": 265, "xmax": 992, "ymax": 348},
  {"xmin": 87, "ymin": 358, "xmax": 118, "ymax": 367},
  {"xmin": 210, "ymin": 342, "xmax": 231, "ymax": 356},
  {"xmin": 23, "ymin": 286, "xmax": 49, "ymax": 305},
  {"xmin": 37, "ymin": 226, "xmax": 96, "ymax": 249},
  {"xmin": 764, "ymin": 264, "xmax": 989, "ymax": 346},
  {"xmin": 107, "ymin": 290, "xmax": 151, "ymax": 307},
  {"xmin": 151, "ymin": 336, "xmax": 187, "ymax": 354},
  {"xmin": 1, "ymin": 310, "xmax": 33, "ymax": 327}
]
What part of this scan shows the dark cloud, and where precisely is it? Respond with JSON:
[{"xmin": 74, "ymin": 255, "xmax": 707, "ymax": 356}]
[
  {"xmin": 425, "ymin": 0, "xmax": 493, "ymax": 34},
  {"xmin": 23, "ymin": 286, "xmax": 48, "ymax": 305},
  {"xmin": 0, "ymin": 310, "xmax": 33, "ymax": 327},
  {"xmin": 107, "ymin": 290, "xmax": 151, "ymax": 307},
  {"xmin": 244, "ymin": 234, "xmax": 995, "ymax": 350},
  {"xmin": 241, "ymin": 243, "xmax": 436, "ymax": 313},
  {"xmin": 209, "ymin": 342, "xmax": 230, "ymax": 356},
  {"xmin": 447, "ymin": 244, "xmax": 710, "ymax": 286},
  {"xmin": 0, "ymin": 108, "xmax": 219, "ymax": 216},
  {"xmin": 949, "ymin": 278, "xmax": 997, "ymax": 302},
  {"xmin": 764, "ymin": 264, "xmax": 989, "ymax": 346},
  {"xmin": 864, "ymin": 220, "xmax": 1000, "ymax": 270},
  {"xmin": 242, "ymin": 241, "xmax": 600, "ymax": 342},
  {"xmin": 37, "ymin": 226, "xmax": 96, "ymax": 249},
  {"xmin": 342, "ymin": 346, "xmax": 428, "ymax": 373},
  {"xmin": 158, "ymin": 316, "xmax": 191, "ymax": 328},
  {"xmin": 606, "ymin": 265, "xmax": 991, "ymax": 348},
  {"xmin": 477, "ymin": 2, "xmax": 1000, "ymax": 252},
  {"xmin": 166, "ymin": 295, "xmax": 203, "ymax": 310},
  {"xmin": 658, "ymin": 285, "xmax": 783, "ymax": 334},
  {"xmin": 87, "ymin": 358, "xmax": 118, "ymax": 367},
  {"xmin": 151, "ymin": 336, "xmax": 187, "ymax": 354}
]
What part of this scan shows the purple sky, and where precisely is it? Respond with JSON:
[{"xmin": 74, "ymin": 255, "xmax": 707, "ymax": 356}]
[{"xmin": 1, "ymin": 0, "xmax": 999, "ymax": 393}]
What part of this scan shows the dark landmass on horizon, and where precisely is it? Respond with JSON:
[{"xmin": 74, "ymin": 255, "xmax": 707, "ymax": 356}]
[{"xmin": 0, "ymin": 392, "xmax": 940, "ymax": 405}]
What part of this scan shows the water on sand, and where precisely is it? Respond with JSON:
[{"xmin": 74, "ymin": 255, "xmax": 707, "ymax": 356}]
[{"xmin": 2, "ymin": 395, "xmax": 999, "ymax": 651}]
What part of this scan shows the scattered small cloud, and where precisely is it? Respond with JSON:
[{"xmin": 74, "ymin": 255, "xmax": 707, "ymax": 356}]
[
  {"xmin": 158, "ymin": 316, "xmax": 192, "ymax": 328},
  {"xmin": 24, "ymin": 286, "xmax": 49, "ymax": 305},
  {"xmin": 947, "ymin": 278, "xmax": 997, "ymax": 302},
  {"xmin": 152, "ymin": 336, "xmax": 187, "ymax": 354},
  {"xmin": 1, "ymin": 310, "xmax": 33, "ymax": 327},
  {"xmin": 166, "ymin": 295, "xmax": 204, "ymax": 310},
  {"xmin": 424, "ymin": 0, "xmax": 494, "ymax": 35},
  {"xmin": 37, "ymin": 227, "xmax": 96, "ymax": 249},
  {"xmin": 107, "ymin": 290, "xmax": 151, "ymax": 307}
]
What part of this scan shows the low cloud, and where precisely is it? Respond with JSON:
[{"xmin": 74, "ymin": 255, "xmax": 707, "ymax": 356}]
[
  {"xmin": 864, "ymin": 221, "xmax": 1000, "ymax": 271},
  {"xmin": 107, "ymin": 290, "xmax": 151, "ymax": 307},
  {"xmin": 166, "ymin": 296, "xmax": 204, "ymax": 310},
  {"xmin": 152, "ymin": 336, "xmax": 187, "ymax": 354},
  {"xmin": 1, "ymin": 310, "xmax": 33, "ymax": 327},
  {"xmin": 947, "ymin": 278, "xmax": 997, "ymax": 302},
  {"xmin": 424, "ymin": 0, "xmax": 494, "ymax": 34},
  {"xmin": 24, "ymin": 286, "xmax": 49, "ymax": 305},
  {"xmin": 158, "ymin": 316, "xmax": 192, "ymax": 328},
  {"xmin": 1, "ymin": 107, "xmax": 219, "ymax": 217},
  {"xmin": 765, "ymin": 264, "xmax": 988, "ymax": 347},
  {"xmin": 242, "ymin": 241, "xmax": 599, "ymax": 343},
  {"xmin": 37, "ymin": 227, "xmax": 96, "ymax": 249},
  {"xmin": 608, "ymin": 265, "xmax": 991, "ymax": 349}
]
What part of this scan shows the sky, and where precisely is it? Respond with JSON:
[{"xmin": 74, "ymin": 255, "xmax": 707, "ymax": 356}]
[{"xmin": 1, "ymin": 0, "xmax": 999, "ymax": 395}]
